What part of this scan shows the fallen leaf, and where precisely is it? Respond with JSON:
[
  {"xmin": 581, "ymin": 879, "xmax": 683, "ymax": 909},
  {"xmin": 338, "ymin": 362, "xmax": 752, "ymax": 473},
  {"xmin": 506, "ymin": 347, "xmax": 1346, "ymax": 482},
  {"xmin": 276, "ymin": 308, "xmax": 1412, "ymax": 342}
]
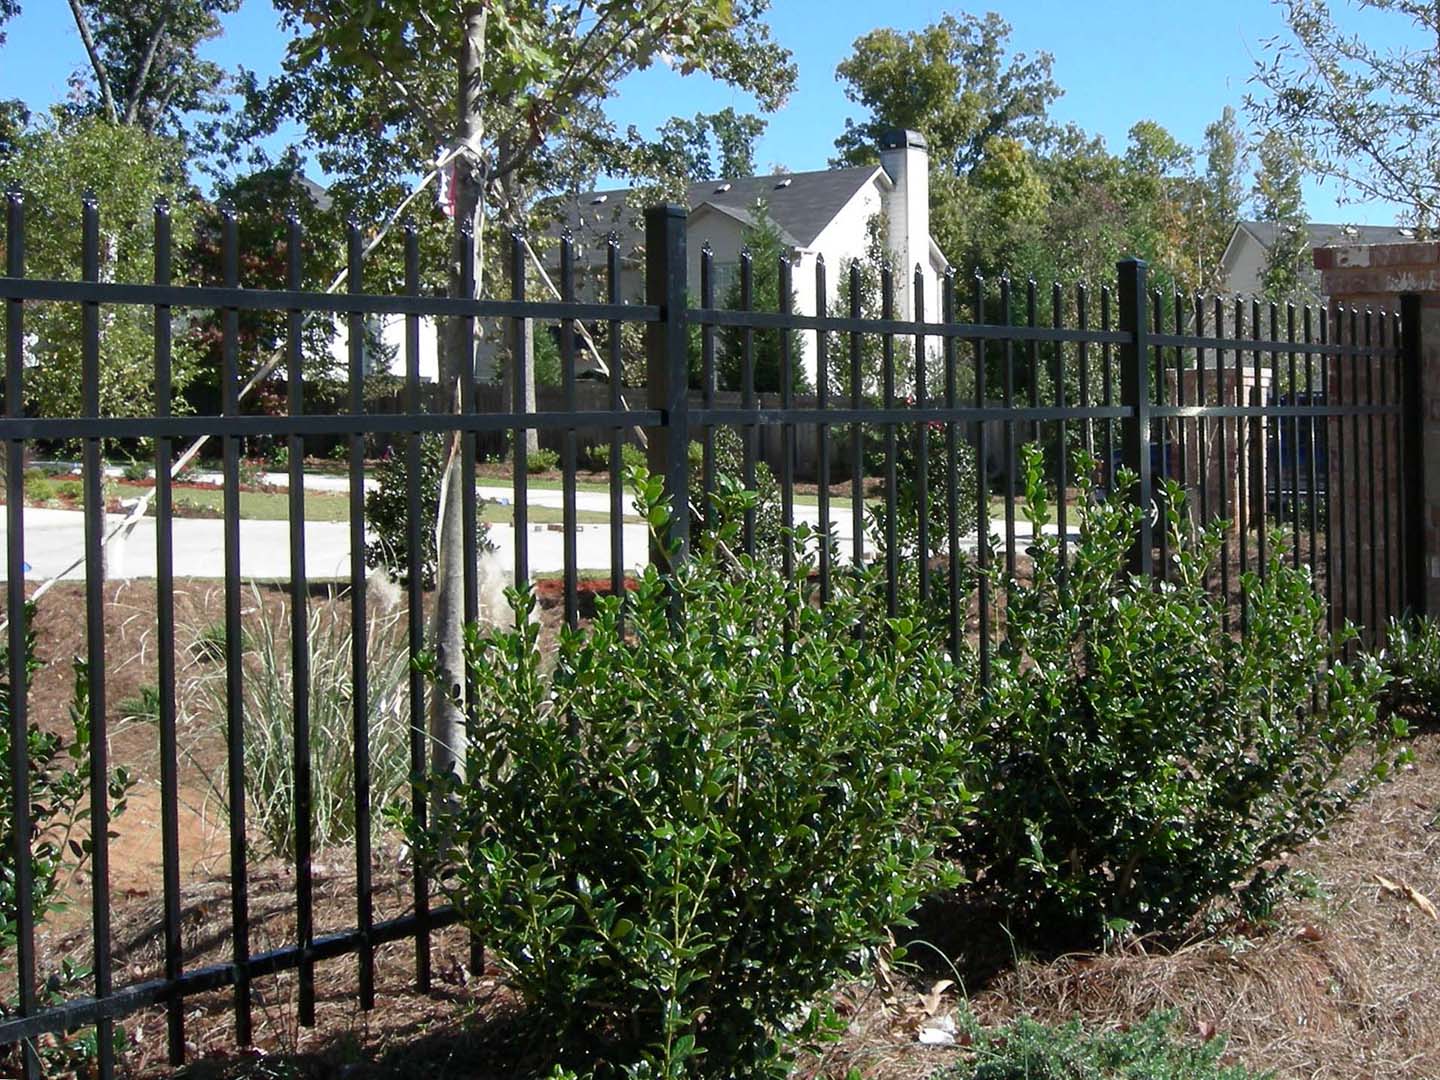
[
  {"xmin": 1295, "ymin": 924, "xmax": 1324, "ymax": 942},
  {"xmin": 919, "ymin": 978, "xmax": 955, "ymax": 1017},
  {"xmin": 1195, "ymin": 1019, "xmax": 1218, "ymax": 1041},
  {"xmin": 1374, "ymin": 873, "xmax": 1439, "ymax": 921}
]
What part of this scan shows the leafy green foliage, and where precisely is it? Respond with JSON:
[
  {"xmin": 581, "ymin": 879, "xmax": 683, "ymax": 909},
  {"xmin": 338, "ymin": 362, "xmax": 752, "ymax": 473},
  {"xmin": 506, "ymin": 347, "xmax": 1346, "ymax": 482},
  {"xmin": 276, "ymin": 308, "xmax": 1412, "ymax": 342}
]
[
  {"xmin": 957, "ymin": 446, "xmax": 1406, "ymax": 942},
  {"xmin": 404, "ymin": 473, "xmax": 976, "ymax": 1078},
  {"xmin": 61, "ymin": 0, "xmax": 239, "ymax": 148},
  {"xmin": 586, "ymin": 441, "xmax": 647, "ymax": 474},
  {"xmin": 255, "ymin": 0, "xmax": 795, "ymax": 226},
  {"xmin": 648, "ymin": 107, "xmax": 767, "ymax": 183},
  {"xmin": 1248, "ymin": 0, "xmax": 1440, "ymax": 231},
  {"xmin": 936, "ymin": 1011, "xmax": 1268, "ymax": 1080},
  {"xmin": 527, "ymin": 447, "xmax": 561, "ymax": 474},
  {"xmin": 1252, "ymin": 132, "xmax": 1312, "ymax": 303},
  {"xmin": 365, "ymin": 433, "xmax": 491, "ymax": 590},
  {"xmin": 690, "ymin": 426, "xmax": 784, "ymax": 566},
  {"xmin": 1378, "ymin": 616, "xmax": 1440, "ymax": 725},
  {"xmin": 0, "ymin": 115, "xmax": 199, "ymax": 443},
  {"xmin": 184, "ymin": 156, "xmax": 343, "ymax": 397},
  {"xmin": 0, "ymin": 604, "xmax": 135, "ymax": 1071},
  {"xmin": 873, "ymin": 417, "xmax": 979, "ymax": 562},
  {"xmin": 832, "ymin": 12, "xmax": 1059, "ymax": 176}
]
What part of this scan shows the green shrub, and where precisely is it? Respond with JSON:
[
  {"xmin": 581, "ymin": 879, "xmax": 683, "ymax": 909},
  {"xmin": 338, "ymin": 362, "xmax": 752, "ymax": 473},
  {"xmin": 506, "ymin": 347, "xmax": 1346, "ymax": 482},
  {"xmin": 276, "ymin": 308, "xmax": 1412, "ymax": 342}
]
[
  {"xmin": 24, "ymin": 474, "xmax": 56, "ymax": 503},
  {"xmin": 364, "ymin": 434, "xmax": 491, "ymax": 590},
  {"xmin": 870, "ymin": 417, "xmax": 979, "ymax": 562},
  {"xmin": 936, "ymin": 1011, "xmax": 1268, "ymax": 1079},
  {"xmin": 1378, "ymin": 615, "xmax": 1440, "ymax": 724},
  {"xmin": 957, "ymin": 445, "xmax": 1406, "ymax": 943},
  {"xmin": 1, "ymin": 605, "xmax": 135, "ymax": 1073},
  {"xmin": 527, "ymin": 446, "xmax": 561, "ymax": 474},
  {"xmin": 584, "ymin": 442, "xmax": 650, "ymax": 474},
  {"xmin": 55, "ymin": 478, "xmax": 82, "ymax": 503},
  {"xmin": 690, "ymin": 426, "xmax": 785, "ymax": 567},
  {"xmin": 405, "ymin": 474, "xmax": 976, "ymax": 1078},
  {"xmin": 182, "ymin": 584, "xmax": 414, "ymax": 859}
]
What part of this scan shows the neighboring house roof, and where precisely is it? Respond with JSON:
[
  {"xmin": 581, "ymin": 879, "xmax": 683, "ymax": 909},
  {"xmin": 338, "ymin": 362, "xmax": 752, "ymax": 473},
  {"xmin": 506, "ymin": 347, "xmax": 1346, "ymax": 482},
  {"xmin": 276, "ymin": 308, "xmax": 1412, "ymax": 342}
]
[
  {"xmin": 1250, "ymin": 220, "xmax": 1411, "ymax": 248},
  {"xmin": 1222, "ymin": 219, "xmax": 1410, "ymax": 269},
  {"xmin": 552, "ymin": 164, "xmax": 886, "ymax": 254},
  {"xmin": 297, "ymin": 174, "xmax": 334, "ymax": 212}
]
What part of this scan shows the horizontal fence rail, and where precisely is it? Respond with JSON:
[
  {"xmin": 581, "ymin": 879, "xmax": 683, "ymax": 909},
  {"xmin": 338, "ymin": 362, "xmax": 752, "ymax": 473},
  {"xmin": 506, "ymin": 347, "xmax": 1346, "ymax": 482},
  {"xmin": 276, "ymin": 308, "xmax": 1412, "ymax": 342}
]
[{"xmin": 0, "ymin": 194, "xmax": 1418, "ymax": 1076}]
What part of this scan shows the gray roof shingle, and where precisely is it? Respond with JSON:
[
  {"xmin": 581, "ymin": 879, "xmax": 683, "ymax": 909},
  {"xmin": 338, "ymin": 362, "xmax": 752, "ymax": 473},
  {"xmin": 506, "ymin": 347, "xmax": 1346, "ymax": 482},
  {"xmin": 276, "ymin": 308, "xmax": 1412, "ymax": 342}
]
[
  {"xmin": 552, "ymin": 165, "xmax": 884, "ymax": 255},
  {"xmin": 1239, "ymin": 220, "xmax": 1409, "ymax": 249}
]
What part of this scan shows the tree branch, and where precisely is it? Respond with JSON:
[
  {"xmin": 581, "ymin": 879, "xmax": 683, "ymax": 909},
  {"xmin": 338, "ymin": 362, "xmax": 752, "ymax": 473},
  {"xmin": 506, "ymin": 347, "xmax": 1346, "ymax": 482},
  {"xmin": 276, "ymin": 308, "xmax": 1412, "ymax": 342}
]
[
  {"xmin": 122, "ymin": 0, "xmax": 178, "ymax": 126},
  {"xmin": 67, "ymin": 0, "xmax": 119, "ymax": 125}
]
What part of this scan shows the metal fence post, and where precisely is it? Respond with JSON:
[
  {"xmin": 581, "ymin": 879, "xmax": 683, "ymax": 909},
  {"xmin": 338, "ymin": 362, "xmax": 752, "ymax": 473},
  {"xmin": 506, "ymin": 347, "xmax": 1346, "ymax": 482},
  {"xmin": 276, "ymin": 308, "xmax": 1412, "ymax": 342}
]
[
  {"xmin": 1400, "ymin": 294, "xmax": 1426, "ymax": 616},
  {"xmin": 1118, "ymin": 257, "xmax": 1152, "ymax": 576},
  {"xmin": 645, "ymin": 204, "xmax": 690, "ymax": 562}
]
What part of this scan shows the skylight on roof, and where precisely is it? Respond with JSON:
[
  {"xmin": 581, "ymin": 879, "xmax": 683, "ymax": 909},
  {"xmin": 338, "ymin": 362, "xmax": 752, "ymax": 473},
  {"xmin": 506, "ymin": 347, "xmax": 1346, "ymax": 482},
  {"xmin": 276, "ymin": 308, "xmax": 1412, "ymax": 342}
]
[
  {"xmin": 774, "ymin": 178, "xmax": 792, "ymax": 189},
  {"xmin": 715, "ymin": 182, "xmax": 731, "ymax": 193},
  {"xmin": 591, "ymin": 194, "xmax": 608, "ymax": 204}
]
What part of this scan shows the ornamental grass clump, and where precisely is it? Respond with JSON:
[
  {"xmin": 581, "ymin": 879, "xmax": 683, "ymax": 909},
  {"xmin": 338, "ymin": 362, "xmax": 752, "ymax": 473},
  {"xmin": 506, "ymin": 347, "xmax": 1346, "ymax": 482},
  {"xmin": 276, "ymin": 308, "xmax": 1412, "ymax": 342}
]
[
  {"xmin": 405, "ymin": 474, "xmax": 977, "ymax": 1079},
  {"xmin": 958, "ymin": 445, "xmax": 1407, "ymax": 944}
]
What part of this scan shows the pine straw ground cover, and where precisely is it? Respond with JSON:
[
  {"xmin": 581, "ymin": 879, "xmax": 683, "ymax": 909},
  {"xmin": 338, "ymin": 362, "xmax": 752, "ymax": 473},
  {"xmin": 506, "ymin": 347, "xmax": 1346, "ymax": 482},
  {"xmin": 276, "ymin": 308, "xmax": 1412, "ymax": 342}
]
[{"xmin": 808, "ymin": 727, "xmax": 1440, "ymax": 1080}]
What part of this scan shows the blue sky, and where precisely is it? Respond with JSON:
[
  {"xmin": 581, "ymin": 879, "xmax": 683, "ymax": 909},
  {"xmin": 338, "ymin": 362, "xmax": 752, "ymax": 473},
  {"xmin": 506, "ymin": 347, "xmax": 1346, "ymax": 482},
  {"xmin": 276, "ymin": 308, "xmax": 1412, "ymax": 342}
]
[{"xmin": 0, "ymin": 0, "xmax": 1408, "ymax": 224}]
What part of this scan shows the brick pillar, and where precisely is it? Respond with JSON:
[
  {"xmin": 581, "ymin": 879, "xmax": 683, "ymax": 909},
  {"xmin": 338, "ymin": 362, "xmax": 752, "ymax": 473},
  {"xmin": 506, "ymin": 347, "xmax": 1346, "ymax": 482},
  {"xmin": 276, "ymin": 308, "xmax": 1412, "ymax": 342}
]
[
  {"xmin": 1314, "ymin": 242, "xmax": 1432, "ymax": 622},
  {"xmin": 1172, "ymin": 365, "xmax": 1272, "ymax": 532}
]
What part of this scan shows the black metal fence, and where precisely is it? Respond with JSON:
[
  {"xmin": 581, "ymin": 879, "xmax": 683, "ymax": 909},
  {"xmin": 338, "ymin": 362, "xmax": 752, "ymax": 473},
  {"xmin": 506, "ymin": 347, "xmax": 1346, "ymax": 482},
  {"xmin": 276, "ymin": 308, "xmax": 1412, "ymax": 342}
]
[{"xmin": 0, "ymin": 194, "xmax": 1419, "ymax": 1078}]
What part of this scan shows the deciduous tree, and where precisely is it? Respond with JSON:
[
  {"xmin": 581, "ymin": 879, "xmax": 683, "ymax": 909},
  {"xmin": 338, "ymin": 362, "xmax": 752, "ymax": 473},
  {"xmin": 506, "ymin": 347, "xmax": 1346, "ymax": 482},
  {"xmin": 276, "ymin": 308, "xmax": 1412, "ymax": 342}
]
[
  {"xmin": 63, "ymin": 0, "xmax": 239, "ymax": 145},
  {"xmin": 1253, "ymin": 130, "xmax": 1311, "ymax": 302},
  {"xmin": 253, "ymin": 0, "xmax": 796, "ymax": 778},
  {"xmin": 833, "ymin": 12, "xmax": 1059, "ymax": 176},
  {"xmin": 1249, "ymin": 0, "xmax": 1440, "ymax": 231},
  {"xmin": 1199, "ymin": 105, "xmax": 1246, "ymax": 292},
  {"xmin": 0, "ymin": 115, "xmax": 198, "ymax": 435}
]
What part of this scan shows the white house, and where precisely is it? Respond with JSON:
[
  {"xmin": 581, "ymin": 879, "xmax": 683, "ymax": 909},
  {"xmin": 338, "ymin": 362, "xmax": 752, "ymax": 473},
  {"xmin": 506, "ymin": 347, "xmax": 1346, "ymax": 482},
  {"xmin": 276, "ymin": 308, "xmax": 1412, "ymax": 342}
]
[
  {"xmin": 327, "ymin": 128, "xmax": 947, "ymax": 388},
  {"xmin": 1219, "ymin": 220, "xmax": 1409, "ymax": 300},
  {"xmin": 552, "ymin": 128, "xmax": 949, "ymax": 386}
]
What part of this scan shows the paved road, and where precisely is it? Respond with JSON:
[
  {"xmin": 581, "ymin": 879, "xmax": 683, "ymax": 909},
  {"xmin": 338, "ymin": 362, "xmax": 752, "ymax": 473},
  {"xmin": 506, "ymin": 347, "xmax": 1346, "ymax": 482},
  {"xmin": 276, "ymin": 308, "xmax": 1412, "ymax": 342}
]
[
  {"xmin": 6, "ymin": 469, "xmax": 1073, "ymax": 581},
  {"xmin": 0, "ymin": 505, "xmax": 1072, "ymax": 583}
]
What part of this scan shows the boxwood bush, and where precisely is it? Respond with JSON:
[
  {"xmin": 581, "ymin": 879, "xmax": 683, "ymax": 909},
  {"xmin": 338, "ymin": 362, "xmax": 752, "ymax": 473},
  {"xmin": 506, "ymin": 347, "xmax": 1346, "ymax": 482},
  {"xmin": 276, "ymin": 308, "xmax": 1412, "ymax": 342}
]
[
  {"xmin": 957, "ymin": 446, "xmax": 1407, "ymax": 943},
  {"xmin": 405, "ymin": 474, "xmax": 977, "ymax": 1078}
]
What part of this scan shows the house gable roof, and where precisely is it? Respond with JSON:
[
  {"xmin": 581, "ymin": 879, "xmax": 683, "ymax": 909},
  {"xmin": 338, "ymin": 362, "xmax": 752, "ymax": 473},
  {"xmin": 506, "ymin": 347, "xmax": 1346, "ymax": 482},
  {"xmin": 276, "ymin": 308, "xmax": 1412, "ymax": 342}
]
[
  {"xmin": 553, "ymin": 164, "xmax": 884, "ymax": 252},
  {"xmin": 1225, "ymin": 220, "xmax": 1410, "ymax": 267}
]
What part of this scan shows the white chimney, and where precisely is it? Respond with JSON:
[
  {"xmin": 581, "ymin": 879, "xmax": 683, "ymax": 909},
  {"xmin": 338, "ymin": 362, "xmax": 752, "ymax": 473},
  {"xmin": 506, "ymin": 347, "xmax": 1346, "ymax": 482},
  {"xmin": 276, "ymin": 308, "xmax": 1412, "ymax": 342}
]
[{"xmin": 879, "ymin": 128, "xmax": 930, "ymax": 319}]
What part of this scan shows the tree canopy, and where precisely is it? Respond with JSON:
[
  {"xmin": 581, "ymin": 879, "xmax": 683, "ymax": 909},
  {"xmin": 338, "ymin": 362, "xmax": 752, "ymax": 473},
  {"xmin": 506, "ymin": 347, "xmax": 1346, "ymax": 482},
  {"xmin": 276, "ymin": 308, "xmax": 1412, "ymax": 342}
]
[
  {"xmin": 1249, "ymin": 0, "xmax": 1440, "ymax": 231},
  {"xmin": 833, "ymin": 12, "xmax": 1059, "ymax": 176},
  {"xmin": 64, "ymin": 0, "xmax": 239, "ymax": 144}
]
